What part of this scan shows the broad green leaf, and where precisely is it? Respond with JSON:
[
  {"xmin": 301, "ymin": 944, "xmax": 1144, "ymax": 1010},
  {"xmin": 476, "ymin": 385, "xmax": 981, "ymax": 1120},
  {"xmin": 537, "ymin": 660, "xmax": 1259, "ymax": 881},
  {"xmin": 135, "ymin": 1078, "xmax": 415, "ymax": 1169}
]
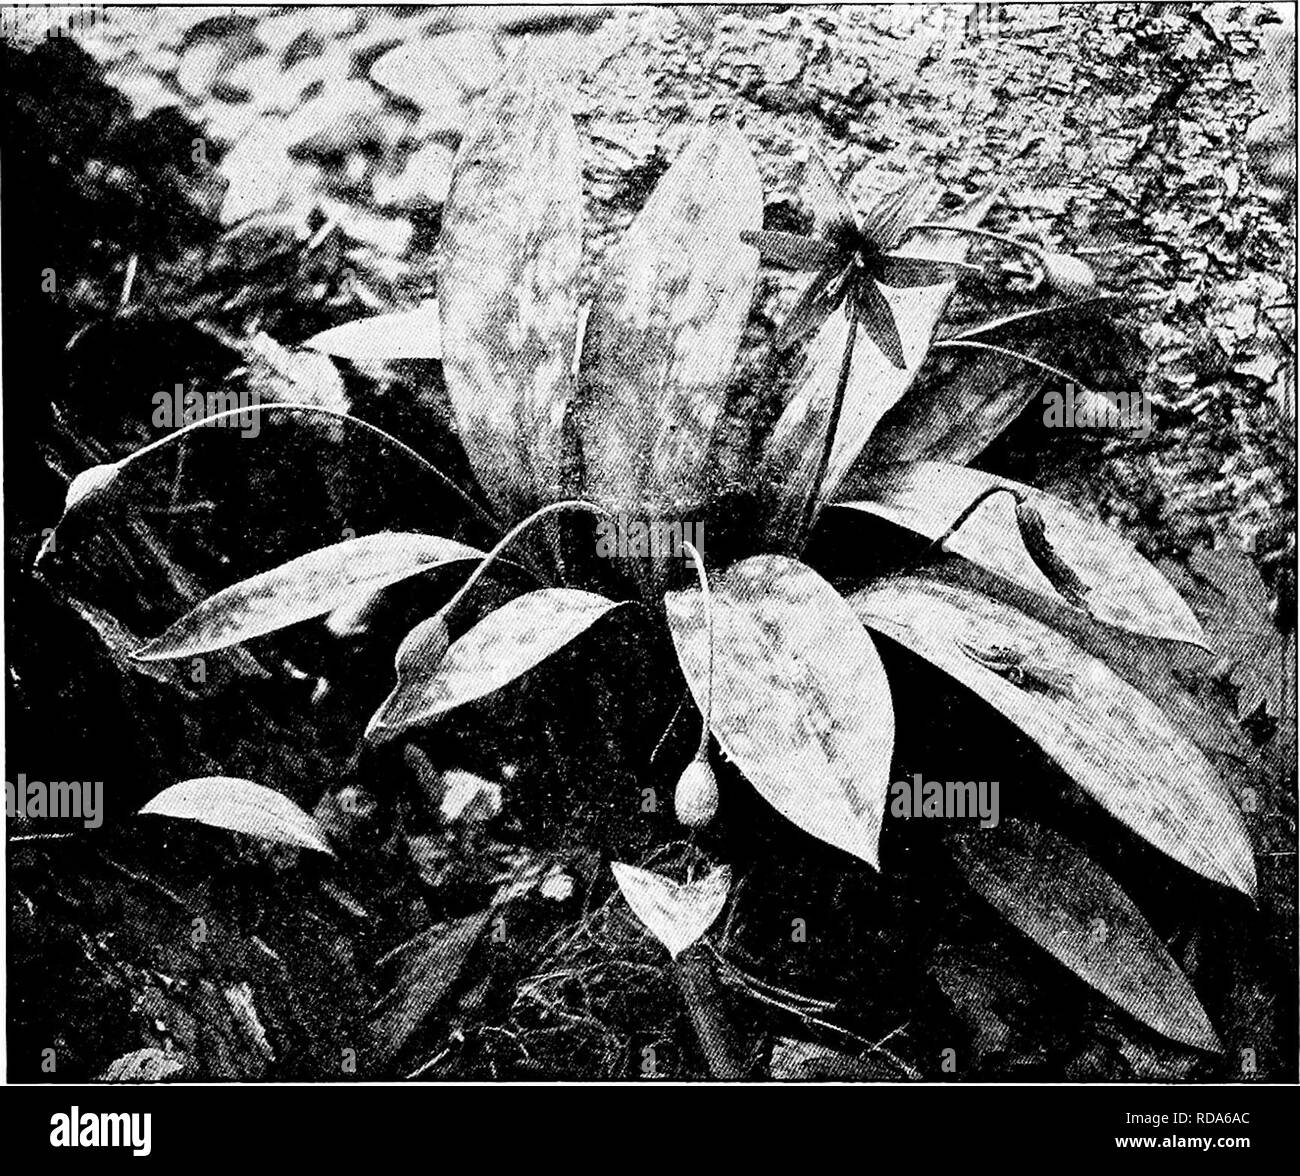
[
  {"xmin": 367, "ymin": 589, "xmax": 625, "ymax": 740},
  {"xmin": 437, "ymin": 43, "xmax": 582, "ymax": 517},
  {"xmin": 578, "ymin": 124, "xmax": 761, "ymax": 518},
  {"xmin": 134, "ymin": 533, "xmax": 481, "ymax": 660},
  {"xmin": 664, "ymin": 556, "xmax": 894, "ymax": 868},
  {"xmin": 611, "ymin": 862, "xmax": 731, "ymax": 959},
  {"xmin": 835, "ymin": 461, "xmax": 1207, "ymax": 646},
  {"xmin": 851, "ymin": 575, "xmax": 1255, "ymax": 897},
  {"xmin": 140, "ymin": 777, "xmax": 334, "ymax": 855},
  {"xmin": 951, "ymin": 820, "xmax": 1221, "ymax": 1053},
  {"xmin": 303, "ymin": 301, "xmax": 441, "ymax": 360},
  {"xmin": 760, "ymin": 196, "xmax": 991, "ymax": 543}
]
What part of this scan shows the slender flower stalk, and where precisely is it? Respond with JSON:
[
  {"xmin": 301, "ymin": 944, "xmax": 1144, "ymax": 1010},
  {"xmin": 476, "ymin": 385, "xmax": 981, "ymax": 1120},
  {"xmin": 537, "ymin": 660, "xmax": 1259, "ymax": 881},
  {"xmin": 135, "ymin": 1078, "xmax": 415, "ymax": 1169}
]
[
  {"xmin": 676, "ymin": 540, "xmax": 719, "ymax": 827},
  {"xmin": 60, "ymin": 402, "xmax": 502, "ymax": 534},
  {"xmin": 799, "ymin": 294, "xmax": 862, "ymax": 546}
]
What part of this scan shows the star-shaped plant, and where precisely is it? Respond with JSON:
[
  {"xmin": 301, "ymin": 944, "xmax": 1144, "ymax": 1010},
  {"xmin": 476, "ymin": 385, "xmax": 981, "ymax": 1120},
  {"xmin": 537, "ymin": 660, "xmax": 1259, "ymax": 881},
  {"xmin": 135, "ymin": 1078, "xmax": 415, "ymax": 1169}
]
[{"xmin": 52, "ymin": 45, "xmax": 1257, "ymax": 1075}]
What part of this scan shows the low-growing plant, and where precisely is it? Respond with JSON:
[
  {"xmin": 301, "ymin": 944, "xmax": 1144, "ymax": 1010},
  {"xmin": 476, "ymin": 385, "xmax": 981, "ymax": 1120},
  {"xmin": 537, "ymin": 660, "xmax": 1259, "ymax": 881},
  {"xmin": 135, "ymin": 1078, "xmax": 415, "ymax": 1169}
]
[{"xmin": 48, "ymin": 44, "xmax": 1264, "ymax": 1078}]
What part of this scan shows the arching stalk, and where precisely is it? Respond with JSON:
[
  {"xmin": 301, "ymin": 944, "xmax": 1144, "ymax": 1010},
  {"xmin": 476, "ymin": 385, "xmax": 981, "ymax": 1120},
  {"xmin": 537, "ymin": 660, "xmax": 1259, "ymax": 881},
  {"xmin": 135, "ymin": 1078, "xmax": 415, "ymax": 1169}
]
[
  {"xmin": 799, "ymin": 294, "xmax": 862, "ymax": 547},
  {"xmin": 442, "ymin": 499, "xmax": 614, "ymax": 623},
  {"xmin": 929, "ymin": 484, "xmax": 1024, "ymax": 553},
  {"xmin": 931, "ymin": 339, "xmax": 1102, "ymax": 398},
  {"xmin": 83, "ymin": 402, "xmax": 502, "ymax": 534},
  {"xmin": 682, "ymin": 540, "xmax": 712, "ymax": 760}
]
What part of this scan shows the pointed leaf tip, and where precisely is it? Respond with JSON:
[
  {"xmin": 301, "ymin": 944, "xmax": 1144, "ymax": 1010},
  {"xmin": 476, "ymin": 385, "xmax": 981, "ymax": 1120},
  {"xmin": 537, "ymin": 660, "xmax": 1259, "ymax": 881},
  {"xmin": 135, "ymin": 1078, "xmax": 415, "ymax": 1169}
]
[{"xmin": 611, "ymin": 862, "xmax": 731, "ymax": 958}]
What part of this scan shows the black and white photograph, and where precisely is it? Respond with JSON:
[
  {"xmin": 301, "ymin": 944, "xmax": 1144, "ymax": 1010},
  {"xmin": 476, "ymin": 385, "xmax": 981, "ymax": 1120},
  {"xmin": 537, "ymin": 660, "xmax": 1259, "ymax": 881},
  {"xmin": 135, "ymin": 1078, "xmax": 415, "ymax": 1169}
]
[{"xmin": 1, "ymin": 0, "xmax": 1296, "ymax": 1136}]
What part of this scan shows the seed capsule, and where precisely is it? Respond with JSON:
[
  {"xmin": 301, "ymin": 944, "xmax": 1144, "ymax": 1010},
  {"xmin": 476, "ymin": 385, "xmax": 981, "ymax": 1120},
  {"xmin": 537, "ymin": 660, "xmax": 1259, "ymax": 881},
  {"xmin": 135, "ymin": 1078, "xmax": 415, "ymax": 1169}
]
[
  {"xmin": 64, "ymin": 461, "xmax": 122, "ymax": 512},
  {"xmin": 395, "ymin": 612, "xmax": 450, "ymax": 676},
  {"xmin": 1041, "ymin": 252, "xmax": 1097, "ymax": 299},
  {"xmin": 1015, "ymin": 500, "xmax": 1090, "ymax": 610},
  {"xmin": 675, "ymin": 758, "xmax": 719, "ymax": 828}
]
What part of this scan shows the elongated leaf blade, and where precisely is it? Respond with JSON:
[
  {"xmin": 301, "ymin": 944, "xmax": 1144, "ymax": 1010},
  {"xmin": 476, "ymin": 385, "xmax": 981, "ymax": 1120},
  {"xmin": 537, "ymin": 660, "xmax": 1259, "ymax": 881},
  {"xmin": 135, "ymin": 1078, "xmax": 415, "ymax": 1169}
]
[
  {"xmin": 303, "ymin": 301, "xmax": 441, "ymax": 360},
  {"xmin": 611, "ymin": 862, "xmax": 731, "ymax": 959},
  {"xmin": 760, "ymin": 196, "xmax": 991, "ymax": 543},
  {"xmin": 367, "ymin": 589, "xmax": 624, "ymax": 739},
  {"xmin": 863, "ymin": 299, "xmax": 1117, "ymax": 465},
  {"xmin": 836, "ymin": 461, "xmax": 1207, "ymax": 646},
  {"xmin": 97, "ymin": 1048, "xmax": 189, "ymax": 1083},
  {"xmin": 851, "ymin": 575, "xmax": 1255, "ymax": 897},
  {"xmin": 951, "ymin": 820, "xmax": 1221, "ymax": 1052},
  {"xmin": 578, "ymin": 124, "xmax": 761, "ymax": 518},
  {"xmin": 370, "ymin": 911, "xmax": 491, "ymax": 1063},
  {"xmin": 134, "ymin": 533, "xmax": 481, "ymax": 660},
  {"xmin": 438, "ymin": 44, "xmax": 582, "ymax": 516},
  {"xmin": 140, "ymin": 777, "xmax": 334, "ymax": 855},
  {"xmin": 665, "ymin": 556, "xmax": 894, "ymax": 867}
]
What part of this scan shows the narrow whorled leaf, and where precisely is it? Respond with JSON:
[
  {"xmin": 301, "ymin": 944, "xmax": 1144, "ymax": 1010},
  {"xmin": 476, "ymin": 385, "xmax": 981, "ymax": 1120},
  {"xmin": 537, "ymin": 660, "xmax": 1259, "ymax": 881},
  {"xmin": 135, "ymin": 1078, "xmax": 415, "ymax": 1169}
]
[
  {"xmin": 134, "ymin": 533, "xmax": 481, "ymax": 660},
  {"xmin": 578, "ymin": 124, "xmax": 761, "ymax": 518},
  {"xmin": 367, "ymin": 589, "xmax": 624, "ymax": 740},
  {"xmin": 834, "ymin": 461, "xmax": 1206, "ymax": 646},
  {"xmin": 438, "ymin": 43, "xmax": 582, "ymax": 516},
  {"xmin": 851, "ymin": 576, "xmax": 1255, "ymax": 896},
  {"xmin": 665, "ymin": 556, "xmax": 894, "ymax": 867},
  {"xmin": 611, "ymin": 862, "xmax": 731, "ymax": 959},
  {"xmin": 139, "ymin": 777, "xmax": 334, "ymax": 855},
  {"xmin": 760, "ymin": 196, "xmax": 991, "ymax": 542},
  {"xmin": 951, "ymin": 820, "xmax": 1222, "ymax": 1052},
  {"xmin": 303, "ymin": 301, "xmax": 442, "ymax": 360}
]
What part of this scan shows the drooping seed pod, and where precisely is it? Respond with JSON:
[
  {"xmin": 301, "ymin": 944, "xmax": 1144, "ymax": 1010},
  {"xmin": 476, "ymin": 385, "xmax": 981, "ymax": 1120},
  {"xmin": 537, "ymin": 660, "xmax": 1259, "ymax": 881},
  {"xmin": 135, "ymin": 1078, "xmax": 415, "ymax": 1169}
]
[
  {"xmin": 1040, "ymin": 252, "xmax": 1097, "ymax": 299},
  {"xmin": 1015, "ymin": 499, "xmax": 1090, "ymax": 610},
  {"xmin": 64, "ymin": 461, "xmax": 122, "ymax": 513},
  {"xmin": 675, "ymin": 757, "xmax": 719, "ymax": 828},
  {"xmin": 394, "ymin": 611, "xmax": 450, "ymax": 676}
]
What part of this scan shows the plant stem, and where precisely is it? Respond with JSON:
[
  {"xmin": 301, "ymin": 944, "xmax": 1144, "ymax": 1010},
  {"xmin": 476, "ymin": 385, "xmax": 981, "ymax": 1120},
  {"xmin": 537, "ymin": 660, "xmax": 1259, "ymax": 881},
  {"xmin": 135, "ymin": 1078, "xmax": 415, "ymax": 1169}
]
[
  {"xmin": 931, "ymin": 338, "xmax": 1100, "ymax": 396},
  {"xmin": 929, "ymin": 485, "xmax": 1024, "ymax": 553},
  {"xmin": 116, "ymin": 402, "xmax": 502, "ymax": 536},
  {"xmin": 799, "ymin": 295, "xmax": 861, "ymax": 547},
  {"xmin": 906, "ymin": 221, "xmax": 1048, "ymax": 266},
  {"xmin": 682, "ymin": 541, "xmax": 712, "ymax": 760},
  {"xmin": 441, "ymin": 499, "xmax": 614, "ymax": 622}
]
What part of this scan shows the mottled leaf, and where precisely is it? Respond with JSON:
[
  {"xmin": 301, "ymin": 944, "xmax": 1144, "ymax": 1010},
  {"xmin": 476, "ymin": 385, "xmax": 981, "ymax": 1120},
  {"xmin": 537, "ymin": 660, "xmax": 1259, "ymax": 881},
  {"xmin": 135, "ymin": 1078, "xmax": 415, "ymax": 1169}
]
[
  {"xmin": 951, "ymin": 820, "xmax": 1221, "ymax": 1052},
  {"xmin": 611, "ymin": 862, "xmax": 730, "ymax": 959},
  {"xmin": 134, "ymin": 533, "xmax": 481, "ymax": 660},
  {"xmin": 578, "ymin": 124, "xmax": 761, "ymax": 518},
  {"xmin": 438, "ymin": 43, "xmax": 582, "ymax": 516},
  {"xmin": 851, "ymin": 576, "xmax": 1255, "ymax": 896},
  {"xmin": 760, "ymin": 197, "xmax": 991, "ymax": 542},
  {"xmin": 665, "ymin": 556, "xmax": 894, "ymax": 867},
  {"xmin": 97, "ymin": 1048, "xmax": 188, "ymax": 1083},
  {"xmin": 836, "ymin": 461, "xmax": 1206, "ymax": 645},
  {"xmin": 140, "ymin": 777, "xmax": 334, "ymax": 855},
  {"xmin": 367, "ymin": 589, "xmax": 624, "ymax": 739},
  {"xmin": 303, "ymin": 301, "xmax": 441, "ymax": 360}
]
